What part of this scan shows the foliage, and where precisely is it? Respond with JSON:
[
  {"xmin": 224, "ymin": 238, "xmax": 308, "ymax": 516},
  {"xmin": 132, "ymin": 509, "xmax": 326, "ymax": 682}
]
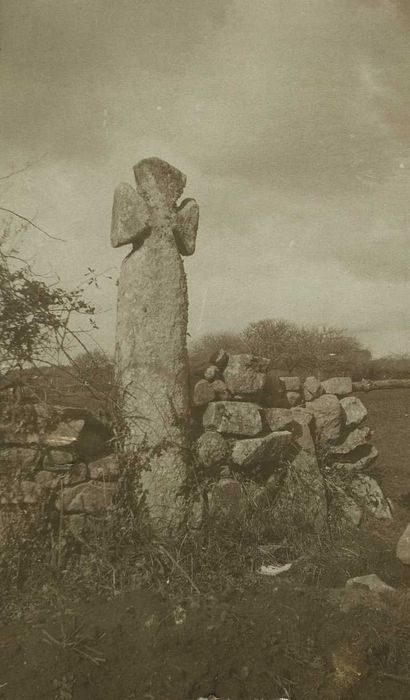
[
  {"xmin": 364, "ymin": 354, "xmax": 410, "ymax": 380},
  {"xmin": 0, "ymin": 226, "xmax": 96, "ymax": 377},
  {"xmin": 190, "ymin": 318, "xmax": 370, "ymax": 378}
]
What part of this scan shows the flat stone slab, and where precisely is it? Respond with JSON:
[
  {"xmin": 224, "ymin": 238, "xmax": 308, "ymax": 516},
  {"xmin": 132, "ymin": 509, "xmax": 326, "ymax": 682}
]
[
  {"xmin": 231, "ymin": 431, "xmax": 292, "ymax": 469},
  {"xmin": 203, "ymin": 401, "xmax": 262, "ymax": 436},
  {"xmin": 340, "ymin": 396, "xmax": 367, "ymax": 427},
  {"xmin": 321, "ymin": 376, "xmax": 352, "ymax": 397},
  {"xmin": 328, "ymin": 427, "xmax": 370, "ymax": 456}
]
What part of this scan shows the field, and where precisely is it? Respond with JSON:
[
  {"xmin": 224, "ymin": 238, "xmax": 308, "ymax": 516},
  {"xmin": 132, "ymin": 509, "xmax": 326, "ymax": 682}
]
[{"xmin": 0, "ymin": 389, "xmax": 410, "ymax": 700}]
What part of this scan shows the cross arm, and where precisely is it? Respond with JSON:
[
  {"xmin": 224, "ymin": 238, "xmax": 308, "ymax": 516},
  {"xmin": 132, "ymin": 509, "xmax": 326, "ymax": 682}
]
[
  {"xmin": 173, "ymin": 198, "xmax": 199, "ymax": 256},
  {"xmin": 111, "ymin": 183, "xmax": 151, "ymax": 249}
]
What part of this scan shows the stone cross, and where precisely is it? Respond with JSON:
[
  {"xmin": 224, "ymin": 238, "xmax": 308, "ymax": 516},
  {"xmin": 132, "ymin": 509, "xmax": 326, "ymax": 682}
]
[{"xmin": 111, "ymin": 158, "xmax": 199, "ymax": 531}]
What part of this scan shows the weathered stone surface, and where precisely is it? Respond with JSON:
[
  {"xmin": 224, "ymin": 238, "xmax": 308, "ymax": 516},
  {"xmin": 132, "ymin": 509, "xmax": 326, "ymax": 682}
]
[
  {"xmin": 208, "ymin": 478, "xmax": 245, "ymax": 519},
  {"xmin": 56, "ymin": 482, "xmax": 117, "ymax": 513},
  {"xmin": 231, "ymin": 431, "xmax": 292, "ymax": 469},
  {"xmin": 264, "ymin": 407, "xmax": 315, "ymax": 454},
  {"xmin": 0, "ymin": 480, "xmax": 46, "ymax": 505},
  {"xmin": 193, "ymin": 380, "xmax": 215, "ymax": 407},
  {"xmin": 340, "ymin": 396, "xmax": 367, "ymax": 428},
  {"xmin": 203, "ymin": 401, "xmax": 262, "ymax": 436},
  {"xmin": 305, "ymin": 394, "xmax": 343, "ymax": 444},
  {"xmin": 0, "ymin": 447, "xmax": 39, "ymax": 476},
  {"xmin": 396, "ymin": 523, "xmax": 410, "ymax": 565},
  {"xmin": 263, "ymin": 372, "xmax": 286, "ymax": 407},
  {"xmin": 285, "ymin": 391, "xmax": 302, "ymax": 407},
  {"xmin": 210, "ymin": 379, "xmax": 231, "ymax": 401},
  {"xmin": 204, "ymin": 365, "xmax": 220, "ymax": 382},
  {"xmin": 349, "ymin": 474, "xmax": 392, "ymax": 520},
  {"xmin": 89, "ymin": 454, "xmax": 120, "ymax": 481},
  {"xmin": 173, "ymin": 198, "xmax": 199, "ymax": 256},
  {"xmin": 321, "ymin": 376, "xmax": 352, "ymax": 397},
  {"xmin": 223, "ymin": 354, "xmax": 269, "ymax": 401},
  {"xmin": 346, "ymin": 574, "xmax": 394, "ymax": 594},
  {"xmin": 264, "ymin": 407, "xmax": 293, "ymax": 431},
  {"xmin": 328, "ymin": 427, "xmax": 370, "ymax": 456},
  {"xmin": 195, "ymin": 432, "xmax": 230, "ymax": 468},
  {"xmin": 210, "ymin": 349, "xmax": 229, "ymax": 371},
  {"xmin": 280, "ymin": 376, "xmax": 301, "ymax": 392},
  {"xmin": 113, "ymin": 158, "xmax": 199, "ymax": 530},
  {"xmin": 272, "ymin": 448, "xmax": 327, "ymax": 533},
  {"xmin": 45, "ymin": 420, "xmax": 85, "ymax": 447},
  {"xmin": 290, "ymin": 407, "xmax": 316, "ymax": 454},
  {"xmin": 303, "ymin": 376, "xmax": 324, "ymax": 402}
]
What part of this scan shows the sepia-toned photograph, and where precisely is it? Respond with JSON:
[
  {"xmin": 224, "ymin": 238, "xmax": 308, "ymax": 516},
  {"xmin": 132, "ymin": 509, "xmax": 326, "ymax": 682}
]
[{"xmin": 1, "ymin": 1, "xmax": 410, "ymax": 698}]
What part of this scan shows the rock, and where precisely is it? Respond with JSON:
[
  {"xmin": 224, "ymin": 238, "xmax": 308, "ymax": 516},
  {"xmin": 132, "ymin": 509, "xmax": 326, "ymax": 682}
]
[
  {"xmin": 263, "ymin": 372, "xmax": 286, "ymax": 407},
  {"xmin": 346, "ymin": 574, "xmax": 394, "ymax": 594},
  {"xmin": 333, "ymin": 445, "xmax": 378, "ymax": 473},
  {"xmin": 195, "ymin": 432, "xmax": 230, "ymax": 468},
  {"xmin": 208, "ymin": 478, "xmax": 245, "ymax": 519},
  {"xmin": 280, "ymin": 376, "xmax": 301, "ymax": 392},
  {"xmin": 328, "ymin": 427, "xmax": 370, "ymax": 456},
  {"xmin": 340, "ymin": 396, "xmax": 367, "ymax": 428},
  {"xmin": 89, "ymin": 454, "xmax": 120, "ymax": 481},
  {"xmin": 285, "ymin": 391, "xmax": 302, "ymax": 407},
  {"xmin": 0, "ymin": 447, "xmax": 40, "ymax": 476},
  {"xmin": 264, "ymin": 407, "xmax": 293, "ymax": 431},
  {"xmin": 396, "ymin": 523, "xmax": 410, "ymax": 565},
  {"xmin": 223, "ymin": 354, "xmax": 269, "ymax": 401},
  {"xmin": 231, "ymin": 431, "xmax": 292, "ymax": 469},
  {"xmin": 63, "ymin": 463, "xmax": 88, "ymax": 486},
  {"xmin": 35, "ymin": 470, "xmax": 60, "ymax": 489},
  {"xmin": 204, "ymin": 365, "xmax": 220, "ymax": 382},
  {"xmin": 210, "ymin": 348, "xmax": 229, "ymax": 371},
  {"xmin": 219, "ymin": 465, "xmax": 232, "ymax": 478},
  {"xmin": 290, "ymin": 407, "xmax": 316, "ymax": 454},
  {"xmin": 264, "ymin": 407, "xmax": 315, "ymax": 454},
  {"xmin": 210, "ymin": 379, "xmax": 231, "ymax": 401},
  {"xmin": 305, "ymin": 394, "xmax": 343, "ymax": 445},
  {"xmin": 321, "ymin": 376, "xmax": 352, "ymax": 397},
  {"xmin": 56, "ymin": 482, "xmax": 117, "ymax": 513},
  {"xmin": 203, "ymin": 401, "xmax": 262, "ymax": 437},
  {"xmin": 332, "ymin": 491, "xmax": 363, "ymax": 527},
  {"xmin": 193, "ymin": 380, "xmax": 215, "ymax": 407},
  {"xmin": 272, "ymin": 448, "xmax": 327, "ymax": 533},
  {"xmin": 113, "ymin": 158, "xmax": 198, "ymax": 531},
  {"xmin": 349, "ymin": 474, "xmax": 392, "ymax": 520},
  {"xmin": 0, "ymin": 480, "xmax": 46, "ymax": 505},
  {"xmin": 43, "ymin": 448, "xmax": 77, "ymax": 469},
  {"xmin": 303, "ymin": 376, "xmax": 324, "ymax": 402}
]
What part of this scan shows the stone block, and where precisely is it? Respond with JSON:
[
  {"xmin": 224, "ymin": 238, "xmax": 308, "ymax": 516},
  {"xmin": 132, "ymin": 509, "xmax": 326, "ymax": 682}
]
[
  {"xmin": 321, "ymin": 376, "xmax": 352, "ymax": 397},
  {"xmin": 203, "ymin": 401, "xmax": 262, "ymax": 437}
]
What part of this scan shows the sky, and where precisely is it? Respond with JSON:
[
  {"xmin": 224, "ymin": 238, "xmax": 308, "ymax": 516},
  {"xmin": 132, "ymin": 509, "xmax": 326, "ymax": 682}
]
[{"xmin": 1, "ymin": 0, "xmax": 409, "ymax": 357}]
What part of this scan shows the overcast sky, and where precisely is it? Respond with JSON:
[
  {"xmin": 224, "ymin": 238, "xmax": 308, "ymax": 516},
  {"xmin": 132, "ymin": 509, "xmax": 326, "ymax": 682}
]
[{"xmin": 1, "ymin": 0, "xmax": 409, "ymax": 357}]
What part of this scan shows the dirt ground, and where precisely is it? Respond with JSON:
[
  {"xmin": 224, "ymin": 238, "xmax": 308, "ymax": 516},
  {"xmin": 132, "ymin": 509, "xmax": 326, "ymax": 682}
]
[{"xmin": 1, "ymin": 389, "xmax": 410, "ymax": 700}]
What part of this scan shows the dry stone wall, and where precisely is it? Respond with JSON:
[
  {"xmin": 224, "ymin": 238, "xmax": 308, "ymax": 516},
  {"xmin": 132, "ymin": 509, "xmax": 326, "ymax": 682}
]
[
  {"xmin": 0, "ymin": 394, "xmax": 117, "ymax": 540},
  {"xmin": 192, "ymin": 352, "xmax": 392, "ymax": 530}
]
